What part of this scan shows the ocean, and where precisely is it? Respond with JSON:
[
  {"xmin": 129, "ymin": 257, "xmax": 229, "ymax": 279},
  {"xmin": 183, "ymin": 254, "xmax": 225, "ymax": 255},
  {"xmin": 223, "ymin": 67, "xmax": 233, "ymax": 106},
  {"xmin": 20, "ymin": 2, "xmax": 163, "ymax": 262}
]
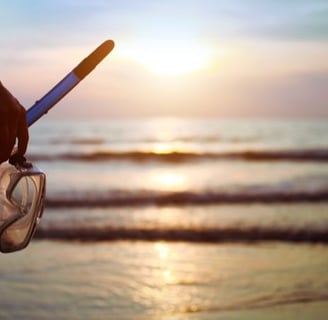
[{"xmin": 1, "ymin": 117, "xmax": 328, "ymax": 319}]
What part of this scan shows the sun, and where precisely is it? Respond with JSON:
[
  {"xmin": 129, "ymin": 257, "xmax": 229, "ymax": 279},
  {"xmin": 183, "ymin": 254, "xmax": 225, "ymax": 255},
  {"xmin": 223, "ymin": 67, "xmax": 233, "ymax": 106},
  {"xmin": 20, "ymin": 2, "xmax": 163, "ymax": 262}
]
[
  {"xmin": 121, "ymin": 40, "xmax": 214, "ymax": 76},
  {"xmin": 140, "ymin": 45, "xmax": 212, "ymax": 76}
]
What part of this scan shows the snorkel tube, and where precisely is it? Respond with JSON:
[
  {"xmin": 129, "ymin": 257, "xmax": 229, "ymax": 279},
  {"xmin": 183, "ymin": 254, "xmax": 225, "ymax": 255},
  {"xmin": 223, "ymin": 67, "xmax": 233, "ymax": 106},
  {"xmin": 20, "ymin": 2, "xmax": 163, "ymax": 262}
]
[
  {"xmin": 27, "ymin": 40, "xmax": 115, "ymax": 126},
  {"xmin": 0, "ymin": 40, "xmax": 114, "ymax": 253}
]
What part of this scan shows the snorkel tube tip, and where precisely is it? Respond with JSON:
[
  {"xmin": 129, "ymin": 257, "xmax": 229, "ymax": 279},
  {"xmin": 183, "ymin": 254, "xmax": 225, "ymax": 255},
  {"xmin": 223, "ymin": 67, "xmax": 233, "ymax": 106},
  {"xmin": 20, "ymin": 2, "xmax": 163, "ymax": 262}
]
[{"xmin": 73, "ymin": 40, "xmax": 115, "ymax": 80}]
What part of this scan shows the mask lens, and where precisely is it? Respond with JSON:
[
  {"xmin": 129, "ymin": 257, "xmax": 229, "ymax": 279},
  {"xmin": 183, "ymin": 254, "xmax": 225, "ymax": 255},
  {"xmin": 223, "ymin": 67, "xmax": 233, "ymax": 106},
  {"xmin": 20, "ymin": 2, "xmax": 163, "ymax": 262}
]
[{"xmin": 11, "ymin": 176, "xmax": 34, "ymax": 213}]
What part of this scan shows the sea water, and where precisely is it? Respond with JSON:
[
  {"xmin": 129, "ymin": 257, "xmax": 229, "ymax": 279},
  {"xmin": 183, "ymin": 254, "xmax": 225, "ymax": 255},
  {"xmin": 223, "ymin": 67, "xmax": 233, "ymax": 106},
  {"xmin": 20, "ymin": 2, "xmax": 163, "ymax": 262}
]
[{"xmin": 0, "ymin": 117, "xmax": 328, "ymax": 319}]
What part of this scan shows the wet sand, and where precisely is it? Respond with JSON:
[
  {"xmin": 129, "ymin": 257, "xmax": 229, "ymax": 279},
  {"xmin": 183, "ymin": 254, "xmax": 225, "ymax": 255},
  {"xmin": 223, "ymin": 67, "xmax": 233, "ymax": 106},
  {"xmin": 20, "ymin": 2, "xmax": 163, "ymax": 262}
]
[{"xmin": 1, "ymin": 240, "xmax": 327, "ymax": 320}]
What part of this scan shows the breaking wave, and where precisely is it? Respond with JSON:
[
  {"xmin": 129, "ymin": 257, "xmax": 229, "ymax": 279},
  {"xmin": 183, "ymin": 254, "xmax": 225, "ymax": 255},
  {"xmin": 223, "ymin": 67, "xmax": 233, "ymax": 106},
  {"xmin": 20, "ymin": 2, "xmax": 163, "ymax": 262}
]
[
  {"xmin": 29, "ymin": 148, "xmax": 328, "ymax": 163},
  {"xmin": 35, "ymin": 225, "xmax": 328, "ymax": 244},
  {"xmin": 45, "ymin": 189, "xmax": 328, "ymax": 208}
]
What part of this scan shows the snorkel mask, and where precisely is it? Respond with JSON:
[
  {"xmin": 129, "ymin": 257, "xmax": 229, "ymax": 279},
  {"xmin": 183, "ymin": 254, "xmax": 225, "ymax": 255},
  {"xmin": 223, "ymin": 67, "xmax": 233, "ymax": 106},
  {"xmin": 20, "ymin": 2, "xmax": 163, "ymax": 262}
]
[{"xmin": 0, "ymin": 163, "xmax": 46, "ymax": 253}]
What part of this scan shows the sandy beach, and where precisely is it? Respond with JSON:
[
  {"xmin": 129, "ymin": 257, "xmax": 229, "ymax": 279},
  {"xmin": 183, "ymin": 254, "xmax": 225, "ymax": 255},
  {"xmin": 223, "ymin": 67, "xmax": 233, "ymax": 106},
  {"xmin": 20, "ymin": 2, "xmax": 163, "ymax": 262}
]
[{"xmin": 1, "ymin": 239, "xmax": 328, "ymax": 319}]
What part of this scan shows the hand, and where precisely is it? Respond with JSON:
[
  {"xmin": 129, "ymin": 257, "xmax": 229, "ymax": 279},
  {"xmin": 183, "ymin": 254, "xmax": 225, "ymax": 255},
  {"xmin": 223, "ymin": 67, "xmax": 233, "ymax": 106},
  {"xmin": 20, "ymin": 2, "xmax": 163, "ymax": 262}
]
[
  {"xmin": 8, "ymin": 154, "xmax": 32, "ymax": 168},
  {"xmin": 0, "ymin": 81, "xmax": 29, "ymax": 165}
]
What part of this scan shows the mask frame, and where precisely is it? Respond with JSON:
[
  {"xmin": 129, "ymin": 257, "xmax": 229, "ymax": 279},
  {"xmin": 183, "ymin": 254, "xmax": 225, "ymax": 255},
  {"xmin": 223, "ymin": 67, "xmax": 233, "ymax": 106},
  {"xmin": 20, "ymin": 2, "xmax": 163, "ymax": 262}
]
[{"xmin": 0, "ymin": 165, "xmax": 46, "ymax": 253}]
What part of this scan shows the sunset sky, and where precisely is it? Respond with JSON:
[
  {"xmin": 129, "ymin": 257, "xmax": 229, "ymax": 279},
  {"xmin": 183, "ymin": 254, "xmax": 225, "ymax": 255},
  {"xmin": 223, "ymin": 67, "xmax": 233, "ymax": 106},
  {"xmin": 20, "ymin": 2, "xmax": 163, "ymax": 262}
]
[{"xmin": 1, "ymin": 0, "xmax": 327, "ymax": 118}]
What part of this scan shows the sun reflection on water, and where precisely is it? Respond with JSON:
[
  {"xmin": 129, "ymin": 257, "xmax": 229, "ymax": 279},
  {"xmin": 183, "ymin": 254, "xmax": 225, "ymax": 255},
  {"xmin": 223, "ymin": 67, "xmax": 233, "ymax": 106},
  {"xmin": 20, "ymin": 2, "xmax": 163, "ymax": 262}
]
[
  {"xmin": 153, "ymin": 144, "xmax": 175, "ymax": 154},
  {"xmin": 155, "ymin": 242, "xmax": 176, "ymax": 286},
  {"xmin": 155, "ymin": 242, "xmax": 169, "ymax": 260},
  {"xmin": 156, "ymin": 172, "xmax": 187, "ymax": 190}
]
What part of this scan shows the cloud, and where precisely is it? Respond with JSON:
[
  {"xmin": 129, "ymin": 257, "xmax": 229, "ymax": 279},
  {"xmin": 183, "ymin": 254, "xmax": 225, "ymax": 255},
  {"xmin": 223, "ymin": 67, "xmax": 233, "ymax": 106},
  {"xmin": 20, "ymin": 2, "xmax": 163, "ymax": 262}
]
[
  {"xmin": 198, "ymin": 0, "xmax": 328, "ymax": 42},
  {"xmin": 2, "ymin": 0, "xmax": 328, "ymax": 51},
  {"xmin": 224, "ymin": 71, "xmax": 328, "ymax": 117},
  {"xmin": 254, "ymin": 4, "xmax": 328, "ymax": 41}
]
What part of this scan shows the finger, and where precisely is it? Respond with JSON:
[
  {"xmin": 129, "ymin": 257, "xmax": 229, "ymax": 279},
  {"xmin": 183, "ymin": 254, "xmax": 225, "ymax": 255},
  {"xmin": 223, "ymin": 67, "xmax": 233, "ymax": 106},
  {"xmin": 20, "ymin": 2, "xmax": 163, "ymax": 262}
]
[{"xmin": 16, "ymin": 106, "xmax": 29, "ymax": 156}]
